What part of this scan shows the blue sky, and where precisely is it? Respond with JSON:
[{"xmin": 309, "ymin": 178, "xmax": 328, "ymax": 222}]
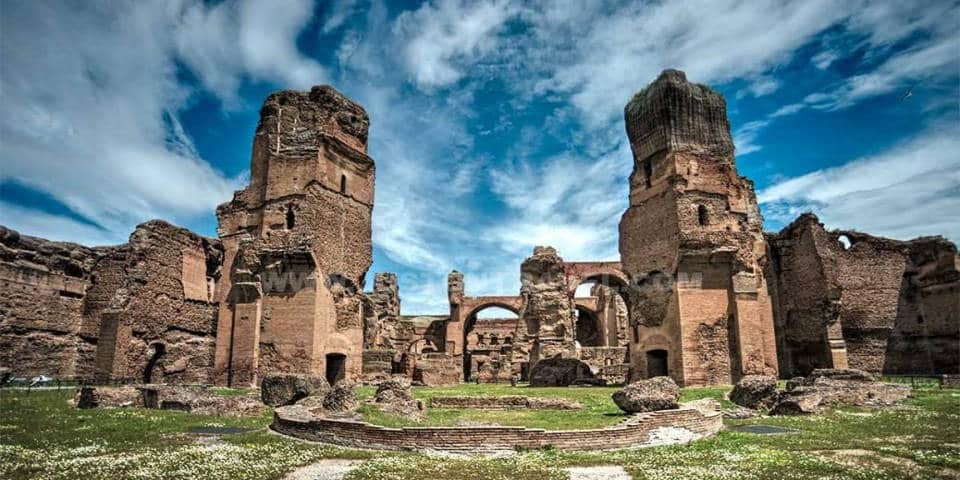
[{"xmin": 1, "ymin": 0, "xmax": 958, "ymax": 314}]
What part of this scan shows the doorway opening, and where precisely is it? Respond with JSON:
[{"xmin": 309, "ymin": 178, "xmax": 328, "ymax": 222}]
[
  {"xmin": 646, "ymin": 349, "xmax": 668, "ymax": 378},
  {"xmin": 325, "ymin": 353, "xmax": 347, "ymax": 385}
]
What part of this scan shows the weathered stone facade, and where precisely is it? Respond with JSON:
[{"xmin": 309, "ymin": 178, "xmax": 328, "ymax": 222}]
[
  {"xmin": 0, "ymin": 226, "xmax": 104, "ymax": 378},
  {"xmin": 619, "ymin": 69, "xmax": 779, "ymax": 386},
  {"xmin": 1, "ymin": 73, "xmax": 956, "ymax": 388},
  {"xmin": 0, "ymin": 221, "xmax": 221, "ymax": 383},
  {"xmin": 90, "ymin": 221, "xmax": 221, "ymax": 384},
  {"xmin": 213, "ymin": 86, "xmax": 374, "ymax": 387},
  {"xmin": 767, "ymin": 214, "xmax": 960, "ymax": 377}
]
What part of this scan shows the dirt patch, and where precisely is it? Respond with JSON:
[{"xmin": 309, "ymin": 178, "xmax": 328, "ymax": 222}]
[{"xmin": 282, "ymin": 459, "xmax": 364, "ymax": 480}]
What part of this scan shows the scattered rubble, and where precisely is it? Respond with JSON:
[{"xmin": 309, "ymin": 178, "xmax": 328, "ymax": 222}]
[
  {"xmin": 261, "ymin": 374, "xmax": 331, "ymax": 407},
  {"xmin": 529, "ymin": 357, "xmax": 595, "ymax": 387},
  {"xmin": 369, "ymin": 377, "xmax": 423, "ymax": 418},
  {"xmin": 730, "ymin": 375, "xmax": 779, "ymax": 410},
  {"xmin": 612, "ymin": 376, "xmax": 680, "ymax": 413},
  {"xmin": 770, "ymin": 369, "xmax": 911, "ymax": 415},
  {"xmin": 323, "ymin": 381, "xmax": 359, "ymax": 413}
]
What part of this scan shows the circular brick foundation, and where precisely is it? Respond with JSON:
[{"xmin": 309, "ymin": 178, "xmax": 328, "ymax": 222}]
[{"xmin": 270, "ymin": 406, "xmax": 722, "ymax": 453}]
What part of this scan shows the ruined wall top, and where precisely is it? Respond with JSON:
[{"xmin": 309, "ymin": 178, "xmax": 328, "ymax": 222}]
[
  {"xmin": 448, "ymin": 270, "xmax": 464, "ymax": 304},
  {"xmin": 521, "ymin": 246, "xmax": 567, "ymax": 288},
  {"xmin": 238, "ymin": 85, "xmax": 374, "ymax": 209},
  {"xmin": 624, "ymin": 69, "xmax": 734, "ymax": 163},
  {"xmin": 0, "ymin": 225, "xmax": 109, "ymax": 279},
  {"xmin": 260, "ymin": 85, "xmax": 369, "ymax": 151}
]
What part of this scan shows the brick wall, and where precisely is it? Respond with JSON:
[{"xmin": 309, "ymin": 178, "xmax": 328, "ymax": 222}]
[{"xmin": 272, "ymin": 406, "xmax": 722, "ymax": 452}]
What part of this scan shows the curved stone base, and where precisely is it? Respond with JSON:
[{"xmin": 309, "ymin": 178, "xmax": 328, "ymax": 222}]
[{"xmin": 270, "ymin": 406, "xmax": 722, "ymax": 453}]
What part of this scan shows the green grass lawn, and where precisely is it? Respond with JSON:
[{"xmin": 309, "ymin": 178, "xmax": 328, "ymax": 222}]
[
  {"xmin": 2, "ymin": 385, "xmax": 958, "ymax": 480},
  {"xmin": 0, "ymin": 387, "xmax": 378, "ymax": 480}
]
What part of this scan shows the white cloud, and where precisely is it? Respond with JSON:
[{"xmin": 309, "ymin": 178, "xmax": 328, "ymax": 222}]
[
  {"xmin": 811, "ymin": 49, "xmax": 839, "ymax": 70},
  {"xmin": 519, "ymin": 0, "xmax": 847, "ymax": 127},
  {"xmin": 810, "ymin": 35, "xmax": 959, "ymax": 110},
  {"xmin": 0, "ymin": 202, "xmax": 125, "ymax": 247},
  {"xmin": 393, "ymin": 0, "xmax": 517, "ymax": 88},
  {"xmin": 1, "ymin": 1, "xmax": 240, "ymax": 235},
  {"xmin": 323, "ymin": 0, "xmax": 362, "ymax": 33},
  {"xmin": 770, "ymin": 103, "xmax": 806, "ymax": 118},
  {"xmin": 759, "ymin": 123, "xmax": 960, "ymax": 242},
  {"xmin": 488, "ymin": 143, "xmax": 630, "ymax": 261},
  {"xmin": 0, "ymin": 0, "xmax": 326, "ymax": 246},
  {"xmin": 174, "ymin": 0, "xmax": 329, "ymax": 106},
  {"xmin": 733, "ymin": 120, "xmax": 769, "ymax": 156},
  {"xmin": 333, "ymin": 5, "xmax": 496, "ymax": 312}
]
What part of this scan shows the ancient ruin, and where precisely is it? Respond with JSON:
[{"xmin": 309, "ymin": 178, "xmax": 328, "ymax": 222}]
[
  {"xmin": 766, "ymin": 214, "xmax": 960, "ymax": 377},
  {"xmin": 1, "ymin": 70, "xmax": 957, "ymax": 391},
  {"xmin": 619, "ymin": 70, "xmax": 779, "ymax": 386}
]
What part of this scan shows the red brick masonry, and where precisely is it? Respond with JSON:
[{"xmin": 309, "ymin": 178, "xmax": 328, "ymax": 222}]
[{"xmin": 270, "ymin": 406, "xmax": 723, "ymax": 452}]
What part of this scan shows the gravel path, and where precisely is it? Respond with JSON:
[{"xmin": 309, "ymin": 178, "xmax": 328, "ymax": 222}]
[
  {"xmin": 282, "ymin": 459, "xmax": 364, "ymax": 480},
  {"xmin": 567, "ymin": 465, "xmax": 632, "ymax": 480}
]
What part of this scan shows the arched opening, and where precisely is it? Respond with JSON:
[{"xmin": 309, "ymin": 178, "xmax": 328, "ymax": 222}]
[
  {"xmin": 646, "ymin": 349, "xmax": 668, "ymax": 378},
  {"xmin": 838, "ymin": 235, "xmax": 852, "ymax": 250},
  {"xmin": 697, "ymin": 204, "xmax": 709, "ymax": 226},
  {"xmin": 285, "ymin": 205, "xmax": 296, "ymax": 229},
  {"xmin": 574, "ymin": 274, "xmax": 629, "ymax": 347},
  {"xmin": 463, "ymin": 305, "xmax": 519, "ymax": 382},
  {"xmin": 575, "ymin": 306, "xmax": 602, "ymax": 346},
  {"xmin": 325, "ymin": 353, "xmax": 347, "ymax": 385},
  {"xmin": 143, "ymin": 342, "xmax": 166, "ymax": 384},
  {"xmin": 340, "ymin": 174, "xmax": 347, "ymax": 194}
]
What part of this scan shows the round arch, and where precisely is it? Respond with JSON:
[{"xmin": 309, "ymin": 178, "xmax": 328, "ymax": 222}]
[
  {"xmin": 462, "ymin": 303, "xmax": 520, "ymax": 382},
  {"xmin": 574, "ymin": 273, "xmax": 629, "ymax": 297}
]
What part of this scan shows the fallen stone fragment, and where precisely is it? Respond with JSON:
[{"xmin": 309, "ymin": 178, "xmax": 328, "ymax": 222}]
[
  {"xmin": 370, "ymin": 376, "xmax": 422, "ymax": 419},
  {"xmin": 730, "ymin": 375, "xmax": 778, "ymax": 410},
  {"xmin": 769, "ymin": 387, "xmax": 823, "ymax": 415},
  {"xmin": 75, "ymin": 386, "xmax": 144, "ymax": 409},
  {"xmin": 261, "ymin": 374, "xmax": 331, "ymax": 407},
  {"xmin": 529, "ymin": 357, "xmax": 595, "ymax": 387},
  {"xmin": 323, "ymin": 381, "xmax": 359, "ymax": 413},
  {"xmin": 612, "ymin": 376, "xmax": 680, "ymax": 413}
]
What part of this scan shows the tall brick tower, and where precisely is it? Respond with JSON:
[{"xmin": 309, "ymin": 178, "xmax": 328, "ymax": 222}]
[
  {"xmin": 619, "ymin": 70, "xmax": 778, "ymax": 386},
  {"xmin": 213, "ymin": 86, "xmax": 375, "ymax": 387}
]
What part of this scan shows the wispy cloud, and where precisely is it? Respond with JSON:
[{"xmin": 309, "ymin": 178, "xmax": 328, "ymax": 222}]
[
  {"xmin": 0, "ymin": 1, "xmax": 246, "ymax": 241},
  {"xmin": 488, "ymin": 142, "xmax": 630, "ymax": 261},
  {"xmin": 175, "ymin": 0, "xmax": 329, "ymax": 107},
  {"xmin": 393, "ymin": 0, "xmax": 518, "ymax": 88},
  {"xmin": 759, "ymin": 123, "xmax": 960, "ymax": 241}
]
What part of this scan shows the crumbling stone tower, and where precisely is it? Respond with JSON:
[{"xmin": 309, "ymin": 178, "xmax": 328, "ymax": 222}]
[
  {"xmin": 213, "ymin": 86, "xmax": 374, "ymax": 387},
  {"xmin": 619, "ymin": 70, "xmax": 778, "ymax": 386},
  {"xmin": 518, "ymin": 246, "xmax": 577, "ymax": 364}
]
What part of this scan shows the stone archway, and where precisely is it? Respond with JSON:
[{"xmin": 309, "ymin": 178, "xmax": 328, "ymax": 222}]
[
  {"xmin": 461, "ymin": 302, "xmax": 520, "ymax": 382},
  {"xmin": 572, "ymin": 269, "xmax": 630, "ymax": 348},
  {"xmin": 563, "ymin": 262, "xmax": 628, "ymax": 298}
]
